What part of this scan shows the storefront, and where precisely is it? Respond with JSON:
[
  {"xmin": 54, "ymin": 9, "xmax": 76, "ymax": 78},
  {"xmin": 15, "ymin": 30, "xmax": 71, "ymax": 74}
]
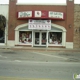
[
  {"xmin": 8, "ymin": 0, "xmax": 74, "ymax": 48},
  {"xmin": 15, "ymin": 20, "xmax": 66, "ymax": 47},
  {"xmin": 0, "ymin": 4, "xmax": 8, "ymax": 46},
  {"xmin": 14, "ymin": 11, "xmax": 66, "ymax": 47}
]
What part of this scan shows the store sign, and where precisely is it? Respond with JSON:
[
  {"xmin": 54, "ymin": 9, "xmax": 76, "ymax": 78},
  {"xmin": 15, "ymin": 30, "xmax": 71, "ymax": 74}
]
[
  {"xmin": 28, "ymin": 19, "xmax": 51, "ymax": 30},
  {"xmin": 49, "ymin": 11, "xmax": 64, "ymax": 19},
  {"xmin": 34, "ymin": 11, "xmax": 48, "ymax": 18},
  {"xmin": 18, "ymin": 11, "xmax": 32, "ymax": 18},
  {"xmin": 17, "ymin": 11, "xmax": 65, "ymax": 20}
]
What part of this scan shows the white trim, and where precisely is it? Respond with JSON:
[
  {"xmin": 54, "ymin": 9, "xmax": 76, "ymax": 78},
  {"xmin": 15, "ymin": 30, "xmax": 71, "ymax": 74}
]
[
  {"xmin": 18, "ymin": 43, "xmax": 32, "ymax": 45},
  {"xmin": 62, "ymin": 31, "xmax": 66, "ymax": 46},
  {"xmin": 15, "ymin": 23, "xmax": 28, "ymax": 30},
  {"xmin": 32, "ymin": 30, "xmax": 34, "ymax": 47},
  {"xmin": 15, "ymin": 30, "xmax": 19, "ymax": 45},
  {"xmin": 15, "ymin": 23, "xmax": 66, "ymax": 47},
  {"xmin": 5, "ymin": 19, "xmax": 8, "ymax": 46},
  {"xmin": 48, "ymin": 44, "xmax": 62, "ymax": 46},
  {"xmin": 66, "ymin": 42, "xmax": 73, "ymax": 49},
  {"xmin": 51, "ymin": 24, "xmax": 66, "ymax": 32},
  {"xmin": 7, "ymin": 40, "xmax": 15, "ymax": 46},
  {"xmin": 16, "ymin": 3, "xmax": 67, "ymax": 6},
  {"xmin": 0, "ymin": 43, "xmax": 5, "ymax": 46},
  {"xmin": 15, "ymin": 23, "xmax": 66, "ymax": 31},
  {"xmin": 46, "ymin": 31, "xmax": 49, "ymax": 48}
]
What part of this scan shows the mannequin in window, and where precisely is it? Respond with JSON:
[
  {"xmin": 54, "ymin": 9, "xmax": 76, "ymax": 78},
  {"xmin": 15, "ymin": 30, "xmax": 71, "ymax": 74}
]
[
  {"xmin": 22, "ymin": 33, "xmax": 26, "ymax": 43},
  {"xmin": 26, "ymin": 32, "xmax": 29, "ymax": 42}
]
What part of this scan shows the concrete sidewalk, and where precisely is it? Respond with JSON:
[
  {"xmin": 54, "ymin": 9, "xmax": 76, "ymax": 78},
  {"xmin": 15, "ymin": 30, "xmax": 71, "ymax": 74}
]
[{"xmin": 0, "ymin": 45, "xmax": 80, "ymax": 52}]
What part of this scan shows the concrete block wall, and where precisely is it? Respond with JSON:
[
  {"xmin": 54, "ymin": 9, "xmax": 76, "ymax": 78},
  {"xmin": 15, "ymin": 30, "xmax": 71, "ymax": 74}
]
[{"xmin": 74, "ymin": 4, "xmax": 80, "ymax": 48}]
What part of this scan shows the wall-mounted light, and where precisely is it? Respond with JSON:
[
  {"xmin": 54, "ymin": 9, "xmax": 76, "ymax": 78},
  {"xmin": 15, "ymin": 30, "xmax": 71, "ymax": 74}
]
[
  {"xmin": 79, "ymin": 27, "xmax": 80, "ymax": 32},
  {"xmin": 75, "ymin": 29, "xmax": 78, "ymax": 33},
  {"xmin": 69, "ymin": 24, "xmax": 72, "ymax": 28}
]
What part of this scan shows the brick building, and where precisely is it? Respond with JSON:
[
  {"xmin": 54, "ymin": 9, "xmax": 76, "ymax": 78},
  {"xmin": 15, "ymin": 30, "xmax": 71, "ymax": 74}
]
[
  {"xmin": 1, "ymin": 0, "xmax": 80, "ymax": 49},
  {"xmin": 7, "ymin": 0, "xmax": 75, "ymax": 48}
]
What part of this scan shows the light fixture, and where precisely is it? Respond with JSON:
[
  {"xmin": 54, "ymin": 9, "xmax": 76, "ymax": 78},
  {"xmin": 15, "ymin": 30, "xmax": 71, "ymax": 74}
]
[
  {"xmin": 69, "ymin": 24, "xmax": 72, "ymax": 28},
  {"xmin": 75, "ymin": 29, "xmax": 77, "ymax": 32},
  {"xmin": 79, "ymin": 27, "xmax": 80, "ymax": 32}
]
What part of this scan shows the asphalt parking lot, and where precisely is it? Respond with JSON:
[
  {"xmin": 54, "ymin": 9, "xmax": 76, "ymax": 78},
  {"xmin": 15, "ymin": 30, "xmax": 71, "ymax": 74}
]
[
  {"xmin": 0, "ymin": 49, "xmax": 80, "ymax": 62},
  {"xmin": 0, "ymin": 48, "xmax": 80, "ymax": 80}
]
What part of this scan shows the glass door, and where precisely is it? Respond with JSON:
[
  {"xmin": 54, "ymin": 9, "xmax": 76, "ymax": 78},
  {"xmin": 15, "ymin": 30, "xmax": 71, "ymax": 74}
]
[
  {"xmin": 41, "ymin": 32, "xmax": 46, "ymax": 45},
  {"xmin": 34, "ymin": 31, "xmax": 47, "ymax": 46},
  {"xmin": 35, "ymin": 32, "xmax": 40, "ymax": 45}
]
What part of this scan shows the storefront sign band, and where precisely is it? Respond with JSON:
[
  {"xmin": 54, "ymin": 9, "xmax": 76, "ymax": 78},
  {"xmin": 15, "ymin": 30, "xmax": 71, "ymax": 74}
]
[{"xmin": 17, "ymin": 11, "xmax": 65, "ymax": 20}]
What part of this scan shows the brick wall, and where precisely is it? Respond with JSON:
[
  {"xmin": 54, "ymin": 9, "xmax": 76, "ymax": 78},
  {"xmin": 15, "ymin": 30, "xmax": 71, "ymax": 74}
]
[
  {"xmin": 66, "ymin": 0, "xmax": 74, "ymax": 42},
  {"xmin": 74, "ymin": 4, "xmax": 80, "ymax": 48}
]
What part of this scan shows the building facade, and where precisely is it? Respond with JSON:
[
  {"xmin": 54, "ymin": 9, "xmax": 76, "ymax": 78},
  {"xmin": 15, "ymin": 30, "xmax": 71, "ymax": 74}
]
[
  {"xmin": 0, "ymin": 0, "xmax": 80, "ymax": 48},
  {"xmin": 0, "ymin": 4, "xmax": 9, "ymax": 46},
  {"xmin": 7, "ymin": 0, "xmax": 74, "ymax": 48}
]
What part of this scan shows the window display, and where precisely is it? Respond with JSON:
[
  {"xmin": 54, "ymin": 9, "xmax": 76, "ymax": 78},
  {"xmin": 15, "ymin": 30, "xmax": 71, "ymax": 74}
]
[
  {"xmin": 42, "ymin": 32, "xmax": 46, "ymax": 45},
  {"xmin": 48, "ymin": 32, "xmax": 62, "ymax": 45},
  {"xmin": 19, "ymin": 31, "xmax": 32, "ymax": 44},
  {"xmin": 35, "ymin": 32, "xmax": 39, "ymax": 44}
]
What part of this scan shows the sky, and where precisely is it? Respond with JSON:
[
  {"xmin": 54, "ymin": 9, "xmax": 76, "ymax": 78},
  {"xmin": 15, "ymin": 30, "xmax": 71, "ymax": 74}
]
[{"xmin": 0, "ymin": 0, "xmax": 80, "ymax": 4}]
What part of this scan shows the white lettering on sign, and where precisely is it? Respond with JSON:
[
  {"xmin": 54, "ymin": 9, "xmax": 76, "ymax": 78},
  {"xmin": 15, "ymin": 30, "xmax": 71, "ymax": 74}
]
[
  {"xmin": 49, "ymin": 11, "xmax": 64, "ymax": 19},
  {"xmin": 28, "ymin": 19, "xmax": 51, "ymax": 30},
  {"xmin": 18, "ymin": 11, "xmax": 32, "ymax": 18}
]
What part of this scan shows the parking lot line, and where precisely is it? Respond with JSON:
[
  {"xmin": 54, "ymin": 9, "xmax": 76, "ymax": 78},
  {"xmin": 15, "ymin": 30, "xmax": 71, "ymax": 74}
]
[{"xmin": 32, "ymin": 52, "xmax": 68, "ymax": 60}]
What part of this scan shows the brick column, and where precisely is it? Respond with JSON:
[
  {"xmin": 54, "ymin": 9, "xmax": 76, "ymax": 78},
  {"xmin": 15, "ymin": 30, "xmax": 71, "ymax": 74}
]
[
  {"xmin": 8, "ymin": 0, "xmax": 17, "ymax": 40},
  {"xmin": 66, "ymin": 0, "xmax": 74, "ymax": 42}
]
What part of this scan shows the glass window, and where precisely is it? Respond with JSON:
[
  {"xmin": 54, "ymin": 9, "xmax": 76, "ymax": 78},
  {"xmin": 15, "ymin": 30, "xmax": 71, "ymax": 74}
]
[
  {"xmin": 19, "ymin": 31, "xmax": 32, "ymax": 44},
  {"xmin": 48, "ymin": 32, "xmax": 62, "ymax": 45}
]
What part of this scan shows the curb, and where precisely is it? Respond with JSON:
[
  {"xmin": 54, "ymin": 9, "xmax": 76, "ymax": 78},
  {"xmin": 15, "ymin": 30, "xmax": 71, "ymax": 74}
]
[
  {"xmin": 12, "ymin": 48, "xmax": 80, "ymax": 52},
  {"xmin": 0, "ymin": 47, "xmax": 80, "ymax": 52}
]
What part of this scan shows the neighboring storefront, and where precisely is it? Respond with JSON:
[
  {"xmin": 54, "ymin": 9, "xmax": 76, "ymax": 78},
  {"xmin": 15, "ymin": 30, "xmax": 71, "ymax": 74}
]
[
  {"xmin": 0, "ymin": 4, "xmax": 9, "ymax": 46},
  {"xmin": 74, "ymin": 4, "xmax": 80, "ymax": 48},
  {"xmin": 8, "ymin": 0, "xmax": 74, "ymax": 48}
]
